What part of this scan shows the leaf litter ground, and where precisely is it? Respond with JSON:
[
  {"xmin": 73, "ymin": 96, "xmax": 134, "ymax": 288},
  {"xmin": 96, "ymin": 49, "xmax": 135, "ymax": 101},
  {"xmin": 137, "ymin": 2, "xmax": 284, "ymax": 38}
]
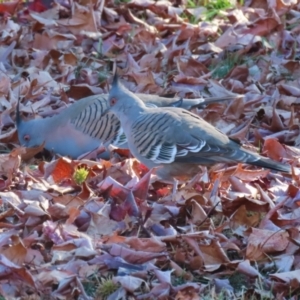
[{"xmin": 1, "ymin": 0, "xmax": 300, "ymax": 299}]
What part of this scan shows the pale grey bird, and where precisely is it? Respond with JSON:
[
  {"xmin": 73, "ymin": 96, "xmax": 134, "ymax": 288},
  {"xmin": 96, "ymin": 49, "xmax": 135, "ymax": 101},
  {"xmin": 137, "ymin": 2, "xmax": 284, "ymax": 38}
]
[
  {"xmin": 104, "ymin": 75, "xmax": 291, "ymax": 180},
  {"xmin": 16, "ymin": 93, "xmax": 235, "ymax": 159}
]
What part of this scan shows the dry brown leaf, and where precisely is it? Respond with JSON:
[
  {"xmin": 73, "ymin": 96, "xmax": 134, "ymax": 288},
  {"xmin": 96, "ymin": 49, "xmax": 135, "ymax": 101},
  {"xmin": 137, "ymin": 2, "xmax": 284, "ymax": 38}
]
[
  {"xmin": 57, "ymin": 4, "xmax": 100, "ymax": 35},
  {"xmin": 0, "ymin": 147, "xmax": 23, "ymax": 177},
  {"xmin": 262, "ymin": 138, "xmax": 289, "ymax": 161},
  {"xmin": 232, "ymin": 164, "xmax": 270, "ymax": 181},
  {"xmin": 246, "ymin": 228, "xmax": 289, "ymax": 260}
]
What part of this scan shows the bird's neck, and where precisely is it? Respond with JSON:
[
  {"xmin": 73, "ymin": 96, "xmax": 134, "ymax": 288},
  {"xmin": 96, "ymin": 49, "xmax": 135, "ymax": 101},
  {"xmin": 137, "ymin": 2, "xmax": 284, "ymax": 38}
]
[
  {"xmin": 116, "ymin": 104, "xmax": 146, "ymax": 131},
  {"xmin": 35, "ymin": 114, "xmax": 61, "ymax": 137}
]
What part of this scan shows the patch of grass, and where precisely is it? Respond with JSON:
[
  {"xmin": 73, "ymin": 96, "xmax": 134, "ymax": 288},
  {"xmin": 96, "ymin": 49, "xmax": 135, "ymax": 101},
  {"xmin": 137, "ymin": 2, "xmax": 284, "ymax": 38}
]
[
  {"xmin": 124, "ymin": 25, "xmax": 140, "ymax": 44},
  {"xmin": 82, "ymin": 275, "xmax": 99, "ymax": 296},
  {"xmin": 172, "ymin": 271, "xmax": 188, "ymax": 286},
  {"xmin": 114, "ymin": 0, "xmax": 131, "ymax": 5},
  {"xmin": 74, "ymin": 61, "xmax": 85, "ymax": 81},
  {"xmin": 210, "ymin": 51, "xmax": 244, "ymax": 79},
  {"xmin": 286, "ymin": 20, "xmax": 300, "ymax": 30},
  {"xmin": 253, "ymin": 276, "xmax": 274, "ymax": 299},
  {"xmin": 229, "ymin": 271, "xmax": 249, "ymax": 292},
  {"xmin": 201, "ymin": 288, "xmax": 233, "ymax": 300},
  {"xmin": 73, "ymin": 55, "xmax": 110, "ymax": 84},
  {"xmin": 95, "ymin": 38, "xmax": 103, "ymax": 58},
  {"xmin": 180, "ymin": 12, "xmax": 198, "ymax": 24},
  {"xmin": 205, "ymin": 0, "xmax": 233, "ymax": 10},
  {"xmin": 72, "ymin": 42, "xmax": 112, "ymax": 83},
  {"xmin": 187, "ymin": 0, "xmax": 198, "ymax": 8},
  {"xmin": 193, "ymin": 274, "xmax": 210, "ymax": 285},
  {"xmin": 204, "ymin": 0, "xmax": 233, "ymax": 20},
  {"xmin": 98, "ymin": 70, "xmax": 110, "ymax": 83},
  {"xmin": 185, "ymin": 0, "xmax": 233, "ymax": 22}
]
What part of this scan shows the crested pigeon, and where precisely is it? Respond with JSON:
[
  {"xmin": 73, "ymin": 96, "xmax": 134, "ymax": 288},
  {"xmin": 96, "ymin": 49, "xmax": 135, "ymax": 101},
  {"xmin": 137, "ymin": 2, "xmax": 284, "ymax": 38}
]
[
  {"xmin": 17, "ymin": 92, "xmax": 236, "ymax": 159},
  {"xmin": 104, "ymin": 75, "xmax": 291, "ymax": 180}
]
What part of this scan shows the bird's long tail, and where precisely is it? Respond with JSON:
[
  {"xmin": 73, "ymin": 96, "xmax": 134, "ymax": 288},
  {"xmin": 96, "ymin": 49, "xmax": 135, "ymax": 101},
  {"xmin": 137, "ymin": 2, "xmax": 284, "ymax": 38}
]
[
  {"xmin": 246, "ymin": 155, "xmax": 291, "ymax": 173},
  {"xmin": 178, "ymin": 148, "xmax": 291, "ymax": 174},
  {"xmin": 227, "ymin": 145, "xmax": 291, "ymax": 173}
]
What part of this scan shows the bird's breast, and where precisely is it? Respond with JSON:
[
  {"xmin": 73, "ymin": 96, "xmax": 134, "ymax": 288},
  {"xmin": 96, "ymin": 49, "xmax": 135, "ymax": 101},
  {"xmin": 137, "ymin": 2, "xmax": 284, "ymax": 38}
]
[{"xmin": 45, "ymin": 122, "xmax": 101, "ymax": 158}]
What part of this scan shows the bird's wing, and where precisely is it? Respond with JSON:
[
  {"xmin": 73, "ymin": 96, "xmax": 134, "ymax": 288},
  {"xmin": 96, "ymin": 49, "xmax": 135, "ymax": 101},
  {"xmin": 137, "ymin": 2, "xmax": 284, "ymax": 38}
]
[
  {"xmin": 130, "ymin": 108, "xmax": 240, "ymax": 165},
  {"xmin": 69, "ymin": 95, "xmax": 126, "ymax": 147}
]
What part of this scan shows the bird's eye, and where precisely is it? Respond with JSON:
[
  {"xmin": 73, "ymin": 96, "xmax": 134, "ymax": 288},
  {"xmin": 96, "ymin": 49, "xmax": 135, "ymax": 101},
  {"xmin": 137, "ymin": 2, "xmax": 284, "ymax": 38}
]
[
  {"xmin": 110, "ymin": 97, "xmax": 117, "ymax": 106},
  {"xmin": 24, "ymin": 134, "xmax": 30, "ymax": 142}
]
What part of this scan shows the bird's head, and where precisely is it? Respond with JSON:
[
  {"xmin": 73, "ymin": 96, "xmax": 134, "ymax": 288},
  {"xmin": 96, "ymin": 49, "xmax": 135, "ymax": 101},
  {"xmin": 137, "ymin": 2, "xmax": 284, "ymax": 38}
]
[
  {"xmin": 105, "ymin": 73, "xmax": 145, "ymax": 118},
  {"xmin": 16, "ymin": 101, "xmax": 45, "ymax": 148}
]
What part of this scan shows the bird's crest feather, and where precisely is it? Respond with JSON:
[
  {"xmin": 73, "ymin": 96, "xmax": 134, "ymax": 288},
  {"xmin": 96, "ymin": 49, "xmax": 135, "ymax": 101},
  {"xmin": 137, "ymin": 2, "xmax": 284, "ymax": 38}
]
[{"xmin": 16, "ymin": 98, "xmax": 22, "ymax": 127}]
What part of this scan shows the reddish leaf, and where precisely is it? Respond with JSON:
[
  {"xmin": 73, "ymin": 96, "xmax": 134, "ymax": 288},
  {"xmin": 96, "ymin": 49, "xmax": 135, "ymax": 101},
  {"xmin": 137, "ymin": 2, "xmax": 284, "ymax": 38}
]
[{"xmin": 51, "ymin": 157, "xmax": 75, "ymax": 183}]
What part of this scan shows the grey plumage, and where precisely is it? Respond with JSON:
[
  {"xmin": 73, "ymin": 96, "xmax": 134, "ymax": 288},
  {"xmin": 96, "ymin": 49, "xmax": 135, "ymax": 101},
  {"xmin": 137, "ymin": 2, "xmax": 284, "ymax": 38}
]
[
  {"xmin": 17, "ymin": 92, "xmax": 235, "ymax": 158},
  {"xmin": 17, "ymin": 95, "xmax": 115, "ymax": 158},
  {"xmin": 69, "ymin": 96, "xmax": 125, "ymax": 147},
  {"xmin": 135, "ymin": 93, "xmax": 237, "ymax": 109},
  {"xmin": 105, "ymin": 75, "xmax": 290, "ymax": 180}
]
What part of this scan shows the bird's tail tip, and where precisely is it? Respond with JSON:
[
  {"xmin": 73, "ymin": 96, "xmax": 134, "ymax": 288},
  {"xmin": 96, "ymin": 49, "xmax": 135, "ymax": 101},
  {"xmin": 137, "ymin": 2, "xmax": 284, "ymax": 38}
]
[{"xmin": 253, "ymin": 157, "xmax": 291, "ymax": 174}]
